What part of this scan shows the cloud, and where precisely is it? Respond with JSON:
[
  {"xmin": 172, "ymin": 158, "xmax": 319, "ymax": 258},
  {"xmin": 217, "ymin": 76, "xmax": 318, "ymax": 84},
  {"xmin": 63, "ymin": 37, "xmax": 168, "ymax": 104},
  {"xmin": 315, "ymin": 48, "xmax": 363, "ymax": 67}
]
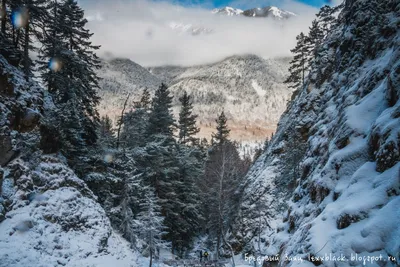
[{"xmin": 82, "ymin": 0, "xmax": 319, "ymax": 66}]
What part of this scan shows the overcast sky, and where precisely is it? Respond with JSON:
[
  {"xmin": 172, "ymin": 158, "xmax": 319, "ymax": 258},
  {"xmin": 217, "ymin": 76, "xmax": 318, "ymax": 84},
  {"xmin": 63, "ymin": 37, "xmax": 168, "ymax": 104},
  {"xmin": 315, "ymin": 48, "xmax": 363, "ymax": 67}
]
[{"xmin": 79, "ymin": 0, "xmax": 340, "ymax": 67}]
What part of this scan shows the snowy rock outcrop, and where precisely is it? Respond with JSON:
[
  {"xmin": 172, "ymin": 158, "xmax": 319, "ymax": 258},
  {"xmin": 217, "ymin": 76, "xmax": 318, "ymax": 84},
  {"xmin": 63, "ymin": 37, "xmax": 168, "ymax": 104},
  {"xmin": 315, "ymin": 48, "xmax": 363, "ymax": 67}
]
[
  {"xmin": 0, "ymin": 156, "xmax": 140, "ymax": 267},
  {"xmin": 235, "ymin": 0, "xmax": 400, "ymax": 265},
  {"xmin": 0, "ymin": 55, "xmax": 43, "ymax": 166}
]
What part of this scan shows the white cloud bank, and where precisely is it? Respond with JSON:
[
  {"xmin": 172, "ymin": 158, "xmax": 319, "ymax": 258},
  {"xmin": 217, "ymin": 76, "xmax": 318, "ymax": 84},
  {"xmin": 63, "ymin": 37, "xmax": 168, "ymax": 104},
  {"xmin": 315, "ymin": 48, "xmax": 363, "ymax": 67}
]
[{"xmin": 82, "ymin": 0, "xmax": 321, "ymax": 66}]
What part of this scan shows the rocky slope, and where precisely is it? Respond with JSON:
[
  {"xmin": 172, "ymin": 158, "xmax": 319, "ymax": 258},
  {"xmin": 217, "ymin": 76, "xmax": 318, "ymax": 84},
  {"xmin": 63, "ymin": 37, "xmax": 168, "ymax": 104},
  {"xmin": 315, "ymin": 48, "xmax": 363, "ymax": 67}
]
[
  {"xmin": 0, "ymin": 55, "xmax": 143, "ymax": 266},
  {"xmin": 234, "ymin": 0, "xmax": 400, "ymax": 265},
  {"xmin": 98, "ymin": 55, "xmax": 292, "ymax": 142}
]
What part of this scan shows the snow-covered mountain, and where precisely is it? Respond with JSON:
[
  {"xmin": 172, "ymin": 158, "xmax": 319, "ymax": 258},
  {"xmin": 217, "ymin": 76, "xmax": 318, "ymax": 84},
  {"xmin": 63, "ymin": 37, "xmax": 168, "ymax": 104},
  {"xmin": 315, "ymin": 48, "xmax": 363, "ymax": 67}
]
[
  {"xmin": 211, "ymin": 6, "xmax": 243, "ymax": 16},
  {"xmin": 97, "ymin": 55, "xmax": 292, "ymax": 142},
  {"xmin": 242, "ymin": 6, "xmax": 296, "ymax": 19},
  {"xmin": 212, "ymin": 6, "xmax": 296, "ymax": 19},
  {"xmin": 96, "ymin": 58, "xmax": 162, "ymax": 124},
  {"xmin": 233, "ymin": 0, "xmax": 400, "ymax": 265},
  {"xmin": 169, "ymin": 6, "xmax": 295, "ymax": 35}
]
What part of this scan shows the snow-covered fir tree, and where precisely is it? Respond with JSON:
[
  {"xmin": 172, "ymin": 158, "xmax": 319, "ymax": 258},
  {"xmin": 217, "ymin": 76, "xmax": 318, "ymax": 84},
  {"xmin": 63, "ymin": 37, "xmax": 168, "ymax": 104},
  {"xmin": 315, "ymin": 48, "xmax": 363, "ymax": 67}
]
[
  {"xmin": 202, "ymin": 114, "xmax": 250, "ymax": 261},
  {"xmin": 212, "ymin": 111, "xmax": 230, "ymax": 146},
  {"xmin": 37, "ymin": 0, "xmax": 100, "ymax": 163},
  {"xmin": 146, "ymin": 83, "xmax": 175, "ymax": 139},
  {"xmin": 136, "ymin": 186, "xmax": 168, "ymax": 267},
  {"xmin": 120, "ymin": 90, "xmax": 151, "ymax": 148},
  {"xmin": 10, "ymin": 0, "xmax": 48, "ymax": 78},
  {"xmin": 98, "ymin": 115, "xmax": 116, "ymax": 149},
  {"xmin": 178, "ymin": 91, "xmax": 200, "ymax": 146}
]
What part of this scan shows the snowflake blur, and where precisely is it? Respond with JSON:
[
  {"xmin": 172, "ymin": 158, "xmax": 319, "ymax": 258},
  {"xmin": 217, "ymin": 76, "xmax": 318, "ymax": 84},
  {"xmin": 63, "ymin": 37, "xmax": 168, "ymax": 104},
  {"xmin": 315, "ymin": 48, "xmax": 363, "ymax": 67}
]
[
  {"xmin": 48, "ymin": 58, "xmax": 62, "ymax": 72},
  {"xmin": 0, "ymin": 6, "xmax": 6, "ymax": 20},
  {"xmin": 104, "ymin": 153, "xmax": 114, "ymax": 163},
  {"xmin": 11, "ymin": 8, "xmax": 29, "ymax": 29}
]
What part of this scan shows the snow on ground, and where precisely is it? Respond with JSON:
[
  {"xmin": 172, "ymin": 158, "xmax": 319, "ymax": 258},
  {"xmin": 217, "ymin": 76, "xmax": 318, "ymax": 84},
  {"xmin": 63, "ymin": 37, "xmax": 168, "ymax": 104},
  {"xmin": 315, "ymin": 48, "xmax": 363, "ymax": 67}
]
[{"xmin": 0, "ymin": 156, "xmax": 144, "ymax": 267}]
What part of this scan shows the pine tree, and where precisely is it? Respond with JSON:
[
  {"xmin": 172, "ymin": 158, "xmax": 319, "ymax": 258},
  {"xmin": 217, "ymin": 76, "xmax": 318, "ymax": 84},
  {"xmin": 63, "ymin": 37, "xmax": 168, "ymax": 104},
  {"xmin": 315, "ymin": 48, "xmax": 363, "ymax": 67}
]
[
  {"xmin": 173, "ymin": 144, "xmax": 205, "ymax": 255},
  {"xmin": 136, "ymin": 187, "xmax": 168, "ymax": 267},
  {"xmin": 137, "ymin": 83, "xmax": 187, "ymax": 254},
  {"xmin": 136, "ymin": 141, "xmax": 184, "ymax": 254},
  {"xmin": 98, "ymin": 115, "xmax": 116, "ymax": 149},
  {"xmin": 10, "ymin": 0, "xmax": 49, "ymax": 78},
  {"xmin": 37, "ymin": 0, "xmax": 63, "ymax": 93},
  {"xmin": 202, "ymin": 141, "xmax": 250, "ymax": 261},
  {"xmin": 284, "ymin": 32, "xmax": 310, "ymax": 90},
  {"xmin": 178, "ymin": 91, "xmax": 200, "ymax": 146},
  {"xmin": 316, "ymin": 5, "xmax": 338, "ymax": 37},
  {"xmin": 37, "ymin": 0, "xmax": 101, "ymax": 159},
  {"xmin": 138, "ymin": 88, "xmax": 151, "ymax": 109},
  {"xmin": 58, "ymin": 0, "xmax": 101, "ymax": 145},
  {"xmin": 307, "ymin": 20, "xmax": 324, "ymax": 61},
  {"xmin": 120, "ymin": 175, "xmax": 138, "ymax": 246},
  {"xmin": 58, "ymin": 99, "xmax": 87, "ymax": 159},
  {"xmin": 112, "ymin": 154, "xmax": 142, "ymax": 247},
  {"xmin": 121, "ymin": 90, "xmax": 151, "ymax": 148},
  {"xmin": 212, "ymin": 111, "xmax": 230, "ymax": 146},
  {"xmin": 146, "ymin": 83, "xmax": 175, "ymax": 140}
]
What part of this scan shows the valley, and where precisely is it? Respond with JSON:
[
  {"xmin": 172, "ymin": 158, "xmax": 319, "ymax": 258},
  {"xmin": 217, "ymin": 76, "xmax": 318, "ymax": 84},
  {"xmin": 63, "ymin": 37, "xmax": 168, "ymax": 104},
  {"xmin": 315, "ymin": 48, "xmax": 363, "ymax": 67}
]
[
  {"xmin": 97, "ymin": 55, "xmax": 292, "ymax": 143},
  {"xmin": 1, "ymin": 0, "xmax": 399, "ymax": 266}
]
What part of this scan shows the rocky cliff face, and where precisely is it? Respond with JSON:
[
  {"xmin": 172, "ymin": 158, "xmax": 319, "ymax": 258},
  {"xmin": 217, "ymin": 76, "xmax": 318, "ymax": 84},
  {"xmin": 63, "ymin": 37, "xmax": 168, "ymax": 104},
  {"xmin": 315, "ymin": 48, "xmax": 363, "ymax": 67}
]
[{"xmin": 234, "ymin": 0, "xmax": 400, "ymax": 265}]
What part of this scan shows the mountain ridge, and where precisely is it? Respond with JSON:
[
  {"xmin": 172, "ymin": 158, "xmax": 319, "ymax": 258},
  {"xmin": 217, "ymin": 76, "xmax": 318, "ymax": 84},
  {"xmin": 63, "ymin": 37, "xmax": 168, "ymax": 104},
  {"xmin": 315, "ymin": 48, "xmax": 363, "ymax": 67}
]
[
  {"xmin": 97, "ymin": 54, "xmax": 293, "ymax": 142},
  {"xmin": 212, "ymin": 5, "xmax": 296, "ymax": 19}
]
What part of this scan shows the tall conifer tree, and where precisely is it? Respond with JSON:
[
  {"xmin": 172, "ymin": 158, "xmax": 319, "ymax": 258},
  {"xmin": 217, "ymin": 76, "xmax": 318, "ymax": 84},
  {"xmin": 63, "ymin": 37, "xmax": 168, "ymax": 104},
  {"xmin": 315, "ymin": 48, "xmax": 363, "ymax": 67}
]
[
  {"xmin": 178, "ymin": 91, "xmax": 200, "ymax": 146},
  {"xmin": 284, "ymin": 32, "xmax": 310, "ymax": 90},
  {"xmin": 212, "ymin": 111, "xmax": 230, "ymax": 146}
]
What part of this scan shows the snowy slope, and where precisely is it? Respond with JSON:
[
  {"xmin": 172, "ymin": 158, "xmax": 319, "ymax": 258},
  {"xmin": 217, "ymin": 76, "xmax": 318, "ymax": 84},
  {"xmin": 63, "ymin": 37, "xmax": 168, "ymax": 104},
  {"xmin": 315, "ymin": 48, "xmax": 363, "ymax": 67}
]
[
  {"xmin": 234, "ymin": 1, "xmax": 400, "ymax": 265},
  {"xmin": 0, "ymin": 156, "xmax": 143, "ymax": 267},
  {"xmin": 0, "ymin": 55, "xmax": 144, "ymax": 267}
]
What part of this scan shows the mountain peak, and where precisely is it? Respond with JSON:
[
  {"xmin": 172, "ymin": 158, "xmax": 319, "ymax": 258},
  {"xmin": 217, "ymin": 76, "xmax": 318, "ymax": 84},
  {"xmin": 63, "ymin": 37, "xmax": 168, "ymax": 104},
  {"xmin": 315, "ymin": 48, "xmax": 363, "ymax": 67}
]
[
  {"xmin": 242, "ymin": 6, "xmax": 296, "ymax": 19},
  {"xmin": 212, "ymin": 6, "xmax": 244, "ymax": 16}
]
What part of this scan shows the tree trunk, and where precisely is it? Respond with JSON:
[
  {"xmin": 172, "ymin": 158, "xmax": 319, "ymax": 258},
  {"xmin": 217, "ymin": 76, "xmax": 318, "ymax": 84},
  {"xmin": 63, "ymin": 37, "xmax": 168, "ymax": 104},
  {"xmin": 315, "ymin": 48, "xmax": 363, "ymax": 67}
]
[
  {"xmin": 149, "ymin": 241, "xmax": 153, "ymax": 267},
  {"xmin": 24, "ymin": 18, "xmax": 30, "ymax": 80},
  {"xmin": 1, "ymin": 0, "xmax": 6, "ymax": 34},
  {"xmin": 116, "ymin": 93, "xmax": 130, "ymax": 149},
  {"xmin": 216, "ymin": 234, "xmax": 220, "ymax": 260}
]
